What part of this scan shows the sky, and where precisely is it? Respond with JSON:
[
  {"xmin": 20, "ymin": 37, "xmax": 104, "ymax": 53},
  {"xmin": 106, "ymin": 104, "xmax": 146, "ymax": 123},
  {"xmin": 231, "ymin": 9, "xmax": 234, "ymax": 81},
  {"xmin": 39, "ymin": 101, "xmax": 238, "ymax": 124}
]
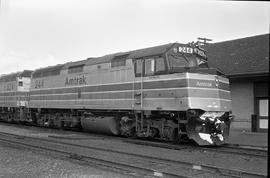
[{"xmin": 0, "ymin": 0, "xmax": 269, "ymax": 75}]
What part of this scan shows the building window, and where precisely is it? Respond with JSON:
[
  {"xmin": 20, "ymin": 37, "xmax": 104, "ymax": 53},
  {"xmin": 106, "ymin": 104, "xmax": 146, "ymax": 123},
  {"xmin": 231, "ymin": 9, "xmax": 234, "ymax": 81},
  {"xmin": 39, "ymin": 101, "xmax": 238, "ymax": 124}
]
[
  {"xmin": 18, "ymin": 81, "xmax": 23, "ymax": 86},
  {"xmin": 259, "ymin": 99, "xmax": 268, "ymax": 117},
  {"xmin": 68, "ymin": 65, "xmax": 84, "ymax": 74},
  {"xmin": 258, "ymin": 99, "xmax": 268, "ymax": 129}
]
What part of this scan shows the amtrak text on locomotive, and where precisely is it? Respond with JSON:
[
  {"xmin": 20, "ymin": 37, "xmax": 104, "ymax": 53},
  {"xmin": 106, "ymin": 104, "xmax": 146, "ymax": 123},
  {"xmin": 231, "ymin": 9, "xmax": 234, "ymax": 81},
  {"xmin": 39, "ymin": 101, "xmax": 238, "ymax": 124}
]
[{"xmin": 65, "ymin": 75, "xmax": 86, "ymax": 86}]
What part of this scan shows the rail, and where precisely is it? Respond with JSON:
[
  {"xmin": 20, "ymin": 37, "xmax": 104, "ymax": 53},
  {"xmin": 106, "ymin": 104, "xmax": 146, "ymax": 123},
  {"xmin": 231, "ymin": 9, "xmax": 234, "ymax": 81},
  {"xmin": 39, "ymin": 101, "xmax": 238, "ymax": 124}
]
[{"xmin": 0, "ymin": 131, "xmax": 267, "ymax": 178}]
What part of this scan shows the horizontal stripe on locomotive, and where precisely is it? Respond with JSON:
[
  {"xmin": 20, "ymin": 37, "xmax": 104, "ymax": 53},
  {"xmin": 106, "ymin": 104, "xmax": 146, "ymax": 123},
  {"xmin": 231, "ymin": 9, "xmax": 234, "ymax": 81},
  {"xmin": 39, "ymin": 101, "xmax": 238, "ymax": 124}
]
[
  {"xmin": 0, "ymin": 96, "xmax": 28, "ymax": 100},
  {"xmin": 0, "ymin": 101, "xmax": 20, "ymax": 105},
  {"xmin": 29, "ymin": 87, "xmax": 230, "ymax": 96},
  {"xmin": 28, "ymin": 97, "xmax": 230, "ymax": 111},
  {"xmin": 30, "ymin": 76, "xmax": 186, "ymax": 91},
  {"xmin": 28, "ymin": 97, "xmax": 231, "ymax": 102},
  {"xmin": 188, "ymin": 97, "xmax": 232, "ymax": 111},
  {"xmin": 0, "ymin": 101, "xmax": 28, "ymax": 103},
  {"xmin": 0, "ymin": 91, "xmax": 29, "ymax": 96},
  {"xmin": 186, "ymin": 73, "xmax": 229, "ymax": 84},
  {"xmin": 29, "ymin": 88, "xmax": 231, "ymax": 100},
  {"xmin": 0, "ymin": 95, "xmax": 29, "ymax": 98},
  {"xmin": 30, "ymin": 79, "xmax": 230, "ymax": 95}
]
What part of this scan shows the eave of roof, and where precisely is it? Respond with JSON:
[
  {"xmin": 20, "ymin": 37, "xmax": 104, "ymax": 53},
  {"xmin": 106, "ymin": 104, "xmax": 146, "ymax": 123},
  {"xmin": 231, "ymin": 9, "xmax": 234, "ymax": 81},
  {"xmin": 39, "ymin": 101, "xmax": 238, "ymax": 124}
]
[{"xmin": 228, "ymin": 71, "xmax": 269, "ymax": 78}]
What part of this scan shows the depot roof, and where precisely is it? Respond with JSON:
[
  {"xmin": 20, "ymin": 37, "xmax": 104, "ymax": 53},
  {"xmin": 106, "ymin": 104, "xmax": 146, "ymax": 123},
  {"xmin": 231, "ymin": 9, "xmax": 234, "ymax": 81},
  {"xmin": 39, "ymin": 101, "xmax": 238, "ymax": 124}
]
[{"xmin": 205, "ymin": 34, "xmax": 269, "ymax": 78}]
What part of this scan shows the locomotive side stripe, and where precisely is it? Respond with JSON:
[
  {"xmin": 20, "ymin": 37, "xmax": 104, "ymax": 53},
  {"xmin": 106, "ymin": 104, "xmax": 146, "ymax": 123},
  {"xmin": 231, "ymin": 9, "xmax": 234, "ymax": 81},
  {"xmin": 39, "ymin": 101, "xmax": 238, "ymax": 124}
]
[
  {"xmin": 28, "ymin": 97, "xmax": 231, "ymax": 111},
  {"xmin": 28, "ymin": 87, "xmax": 230, "ymax": 97},
  {"xmin": 187, "ymin": 97, "xmax": 231, "ymax": 102},
  {"xmin": 28, "ymin": 72, "xmax": 228, "ymax": 92},
  {"xmin": 0, "ymin": 91, "xmax": 29, "ymax": 96},
  {"xmin": 29, "ymin": 79, "xmax": 230, "ymax": 95},
  {"xmin": 188, "ymin": 80, "xmax": 230, "ymax": 91},
  {"xmin": 29, "ymin": 76, "xmax": 187, "ymax": 91},
  {"xmin": 28, "ymin": 97, "xmax": 231, "ymax": 102},
  {"xmin": 29, "ymin": 89, "xmax": 231, "ymax": 100},
  {"xmin": 186, "ymin": 73, "xmax": 230, "ymax": 84}
]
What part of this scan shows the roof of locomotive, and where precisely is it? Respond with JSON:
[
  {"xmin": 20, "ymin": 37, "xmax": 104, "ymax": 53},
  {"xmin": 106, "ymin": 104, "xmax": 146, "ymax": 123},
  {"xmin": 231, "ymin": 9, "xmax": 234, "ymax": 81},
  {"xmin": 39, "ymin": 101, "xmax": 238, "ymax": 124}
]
[
  {"xmin": 84, "ymin": 43, "xmax": 175, "ymax": 66},
  {"xmin": 32, "ymin": 43, "xmax": 178, "ymax": 78},
  {"xmin": 0, "ymin": 70, "xmax": 33, "ymax": 83},
  {"xmin": 78, "ymin": 43, "xmax": 175, "ymax": 65},
  {"xmin": 32, "ymin": 64, "xmax": 65, "ymax": 78}
]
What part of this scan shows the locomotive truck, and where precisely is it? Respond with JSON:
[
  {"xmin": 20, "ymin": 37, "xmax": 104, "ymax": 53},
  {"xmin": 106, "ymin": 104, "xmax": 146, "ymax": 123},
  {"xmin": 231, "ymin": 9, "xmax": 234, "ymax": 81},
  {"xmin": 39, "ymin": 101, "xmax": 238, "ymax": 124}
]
[{"xmin": 0, "ymin": 42, "xmax": 232, "ymax": 145}]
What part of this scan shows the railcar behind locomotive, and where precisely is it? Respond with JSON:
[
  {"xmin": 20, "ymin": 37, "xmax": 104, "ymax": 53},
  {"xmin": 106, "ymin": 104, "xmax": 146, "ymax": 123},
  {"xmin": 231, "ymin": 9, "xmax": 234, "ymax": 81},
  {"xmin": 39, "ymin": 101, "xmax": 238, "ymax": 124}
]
[
  {"xmin": 0, "ymin": 70, "xmax": 32, "ymax": 122},
  {"xmin": 0, "ymin": 42, "xmax": 232, "ymax": 145}
]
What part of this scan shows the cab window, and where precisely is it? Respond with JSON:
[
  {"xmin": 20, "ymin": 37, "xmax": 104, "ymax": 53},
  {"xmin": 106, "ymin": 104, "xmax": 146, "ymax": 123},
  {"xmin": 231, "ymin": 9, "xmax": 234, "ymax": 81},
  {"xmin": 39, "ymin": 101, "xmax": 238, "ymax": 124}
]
[
  {"xmin": 135, "ymin": 56, "xmax": 166, "ymax": 77},
  {"xmin": 145, "ymin": 58, "xmax": 155, "ymax": 76},
  {"xmin": 155, "ymin": 57, "xmax": 165, "ymax": 73},
  {"xmin": 135, "ymin": 59, "xmax": 143, "ymax": 77},
  {"xmin": 169, "ymin": 56, "xmax": 189, "ymax": 69}
]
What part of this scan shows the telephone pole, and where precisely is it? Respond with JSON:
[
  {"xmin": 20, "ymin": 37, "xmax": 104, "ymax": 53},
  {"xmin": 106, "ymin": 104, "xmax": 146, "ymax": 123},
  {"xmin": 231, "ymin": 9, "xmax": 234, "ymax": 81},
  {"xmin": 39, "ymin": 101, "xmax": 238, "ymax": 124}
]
[{"xmin": 197, "ymin": 37, "xmax": 212, "ymax": 46}]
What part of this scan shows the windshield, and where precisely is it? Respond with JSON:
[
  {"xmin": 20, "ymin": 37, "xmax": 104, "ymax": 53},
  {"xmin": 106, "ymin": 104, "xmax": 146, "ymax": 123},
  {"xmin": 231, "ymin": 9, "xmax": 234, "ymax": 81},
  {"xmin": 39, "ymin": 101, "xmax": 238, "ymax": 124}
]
[
  {"xmin": 168, "ymin": 54, "xmax": 207, "ymax": 69},
  {"xmin": 168, "ymin": 45, "xmax": 208, "ymax": 70}
]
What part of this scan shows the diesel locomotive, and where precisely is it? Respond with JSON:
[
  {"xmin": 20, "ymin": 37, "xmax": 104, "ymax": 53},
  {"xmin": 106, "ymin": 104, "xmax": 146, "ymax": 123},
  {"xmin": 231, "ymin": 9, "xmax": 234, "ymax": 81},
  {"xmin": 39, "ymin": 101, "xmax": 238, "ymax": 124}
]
[{"xmin": 0, "ymin": 42, "xmax": 232, "ymax": 145}]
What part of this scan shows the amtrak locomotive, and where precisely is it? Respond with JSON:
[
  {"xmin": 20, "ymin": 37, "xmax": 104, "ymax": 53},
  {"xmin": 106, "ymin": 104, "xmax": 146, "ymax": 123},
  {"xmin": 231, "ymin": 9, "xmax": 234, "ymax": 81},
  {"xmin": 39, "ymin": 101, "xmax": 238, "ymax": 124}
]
[{"xmin": 0, "ymin": 42, "xmax": 232, "ymax": 145}]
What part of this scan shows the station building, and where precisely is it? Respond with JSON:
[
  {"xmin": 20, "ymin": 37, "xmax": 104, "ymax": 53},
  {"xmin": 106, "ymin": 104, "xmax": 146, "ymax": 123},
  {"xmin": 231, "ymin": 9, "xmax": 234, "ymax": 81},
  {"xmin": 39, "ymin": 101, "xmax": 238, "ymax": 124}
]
[{"xmin": 206, "ymin": 34, "xmax": 269, "ymax": 132}]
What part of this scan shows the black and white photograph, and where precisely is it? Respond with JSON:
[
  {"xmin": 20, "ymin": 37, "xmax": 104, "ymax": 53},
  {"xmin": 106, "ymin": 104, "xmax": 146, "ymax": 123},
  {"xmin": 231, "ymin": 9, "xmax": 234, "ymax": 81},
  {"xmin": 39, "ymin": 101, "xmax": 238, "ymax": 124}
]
[{"xmin": 0, "ymin": 0, "xmax": 269, "ymax": 177}]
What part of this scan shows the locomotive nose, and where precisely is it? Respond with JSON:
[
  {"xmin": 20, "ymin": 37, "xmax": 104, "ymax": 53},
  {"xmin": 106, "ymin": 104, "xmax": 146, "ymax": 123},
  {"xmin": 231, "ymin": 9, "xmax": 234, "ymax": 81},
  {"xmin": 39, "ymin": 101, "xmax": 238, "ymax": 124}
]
[
  {"xmin": 215, "ymin": 119, "xmax": 225, "ymax": 133},
  {"xmin": 187, "ymin": 111, "xmax": 231, "ymax": 145}
]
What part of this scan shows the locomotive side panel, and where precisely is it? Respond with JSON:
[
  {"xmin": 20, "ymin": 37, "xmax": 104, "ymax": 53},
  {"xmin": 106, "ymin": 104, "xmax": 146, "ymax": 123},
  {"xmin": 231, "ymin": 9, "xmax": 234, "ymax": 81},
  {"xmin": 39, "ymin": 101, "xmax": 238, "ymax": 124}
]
[
  {"xmin": 133, "ymin": 73, "xmax": 190, "ymax": 111},
  {"xmin": 0, "ymin": 75, "xmax": 31, "ymax": 108},
  {"xmin": 29, "ymin": 59, "xmax": 135, "ymax": 110},
  {"xmin": 186, "ymin": 72, "xmax": 231, "ymax": 111},
  {"xmin": 0, "ymin": 80, "xmax": 17, "ymax": 108},
  {"xmin": 16, "ymin": 77, "xmax": 31, "ymax": 107},
  {"xmin": 0, "ymin": 71, "xmax": 32, "ymax": 122}
]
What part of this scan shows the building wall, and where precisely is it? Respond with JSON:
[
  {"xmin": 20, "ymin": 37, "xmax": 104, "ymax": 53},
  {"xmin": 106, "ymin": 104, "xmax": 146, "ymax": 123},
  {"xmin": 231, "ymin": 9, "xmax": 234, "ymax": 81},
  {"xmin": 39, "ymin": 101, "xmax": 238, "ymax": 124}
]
[{"xmin": 230, "ymin": 80, "xmax": 254, "ymax": 131}]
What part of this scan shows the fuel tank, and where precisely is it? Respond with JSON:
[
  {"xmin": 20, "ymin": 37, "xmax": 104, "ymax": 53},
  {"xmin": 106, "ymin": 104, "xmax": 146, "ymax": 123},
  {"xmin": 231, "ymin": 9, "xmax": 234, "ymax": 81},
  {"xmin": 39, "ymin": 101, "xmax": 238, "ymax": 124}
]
[{"xmin": 81, "ymin": 116, "xmax": 120, "ymax": 135}]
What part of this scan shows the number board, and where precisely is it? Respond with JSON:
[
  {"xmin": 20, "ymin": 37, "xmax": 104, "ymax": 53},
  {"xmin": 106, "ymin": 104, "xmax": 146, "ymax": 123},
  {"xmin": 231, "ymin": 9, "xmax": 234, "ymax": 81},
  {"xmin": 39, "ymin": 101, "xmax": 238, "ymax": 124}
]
[
  {"xmin": 178, "ymin": 46, "xmax": 193, "ymax": 54},
  {"xmin": 176, "ymin": 46, "xmax": 207, "ymax": 59}
]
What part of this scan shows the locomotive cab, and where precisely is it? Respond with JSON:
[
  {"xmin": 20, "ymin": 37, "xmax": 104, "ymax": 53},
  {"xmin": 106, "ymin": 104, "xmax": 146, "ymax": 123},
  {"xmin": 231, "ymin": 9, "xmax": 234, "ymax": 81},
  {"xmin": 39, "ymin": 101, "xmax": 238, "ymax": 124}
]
[
  {"xmin": 132, "ymin": 43, "xmax": 232, "ymax": 145},
  {"xmin": 167, "ymin": 44, "xmax": 232, "ymax": 145}
]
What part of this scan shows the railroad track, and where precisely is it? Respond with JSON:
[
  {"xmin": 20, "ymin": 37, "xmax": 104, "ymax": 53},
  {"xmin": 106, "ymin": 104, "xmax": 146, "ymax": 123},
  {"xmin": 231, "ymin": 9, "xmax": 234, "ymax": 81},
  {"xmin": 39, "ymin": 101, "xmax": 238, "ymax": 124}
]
[
  {"xmin": 122, "ymin": 139, "xmax": 268, "ymax": 158},
  {"xmin": 1, "ymin": 122, "xmax": 267, "ymax": 159},
  {"xmin": 0, "ymin": 131, "xmax": 267, "ymax": 178}
]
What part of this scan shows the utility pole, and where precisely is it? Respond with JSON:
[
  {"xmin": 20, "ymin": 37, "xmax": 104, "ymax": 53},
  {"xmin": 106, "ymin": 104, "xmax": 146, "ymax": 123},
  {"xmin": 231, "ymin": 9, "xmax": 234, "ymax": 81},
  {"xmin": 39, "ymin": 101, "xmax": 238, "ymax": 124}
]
[{"xmin": 197, "ymin": 37, "xmax": 212, "ymax": 46}]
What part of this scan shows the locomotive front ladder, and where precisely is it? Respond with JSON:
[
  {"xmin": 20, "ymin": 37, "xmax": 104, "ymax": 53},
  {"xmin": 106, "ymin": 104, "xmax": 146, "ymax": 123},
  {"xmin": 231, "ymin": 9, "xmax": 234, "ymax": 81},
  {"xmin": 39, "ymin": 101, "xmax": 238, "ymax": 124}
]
[
  {"xmin": 132, "ymin": 59, "xmax": 144, "ymax": 132},
  {"xmin": 133, "ymin": 59, "xmax": 143, "ymax": 109}
]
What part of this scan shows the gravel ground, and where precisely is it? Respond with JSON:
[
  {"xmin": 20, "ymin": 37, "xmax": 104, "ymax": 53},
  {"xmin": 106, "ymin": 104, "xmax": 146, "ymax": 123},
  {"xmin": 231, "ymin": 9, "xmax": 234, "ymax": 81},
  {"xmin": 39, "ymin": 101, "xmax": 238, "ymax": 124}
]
[
  {"xmin": 0, "ymin": 123, "xmax": 267, "ymax": 177},
  {"xmin": 0, "ymin": 142, "xmax": 134, "ymax": 178}
]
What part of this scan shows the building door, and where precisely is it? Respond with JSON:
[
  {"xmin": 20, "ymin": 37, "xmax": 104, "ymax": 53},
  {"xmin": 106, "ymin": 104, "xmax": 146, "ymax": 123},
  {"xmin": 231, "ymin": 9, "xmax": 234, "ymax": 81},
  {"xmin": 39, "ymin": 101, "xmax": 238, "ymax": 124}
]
[
  {"xmin": 256, "ymin": 98, "xmax": 268, "ymax": 132},
  {"xmin": 254, "ymin": 82, "xmax": 268, "ymax": 132}
]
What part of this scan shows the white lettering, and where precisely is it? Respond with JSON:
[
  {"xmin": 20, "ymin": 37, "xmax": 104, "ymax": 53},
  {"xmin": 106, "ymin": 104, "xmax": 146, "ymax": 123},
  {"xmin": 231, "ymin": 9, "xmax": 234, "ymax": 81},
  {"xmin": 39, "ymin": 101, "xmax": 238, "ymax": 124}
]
[
  {"xmin": 196, "ymin": 81, "xmax": 212, "ymax": 87},
  {"xmin": 178, "ymin": 46, "xmax": 193, "ymax": 54}
]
